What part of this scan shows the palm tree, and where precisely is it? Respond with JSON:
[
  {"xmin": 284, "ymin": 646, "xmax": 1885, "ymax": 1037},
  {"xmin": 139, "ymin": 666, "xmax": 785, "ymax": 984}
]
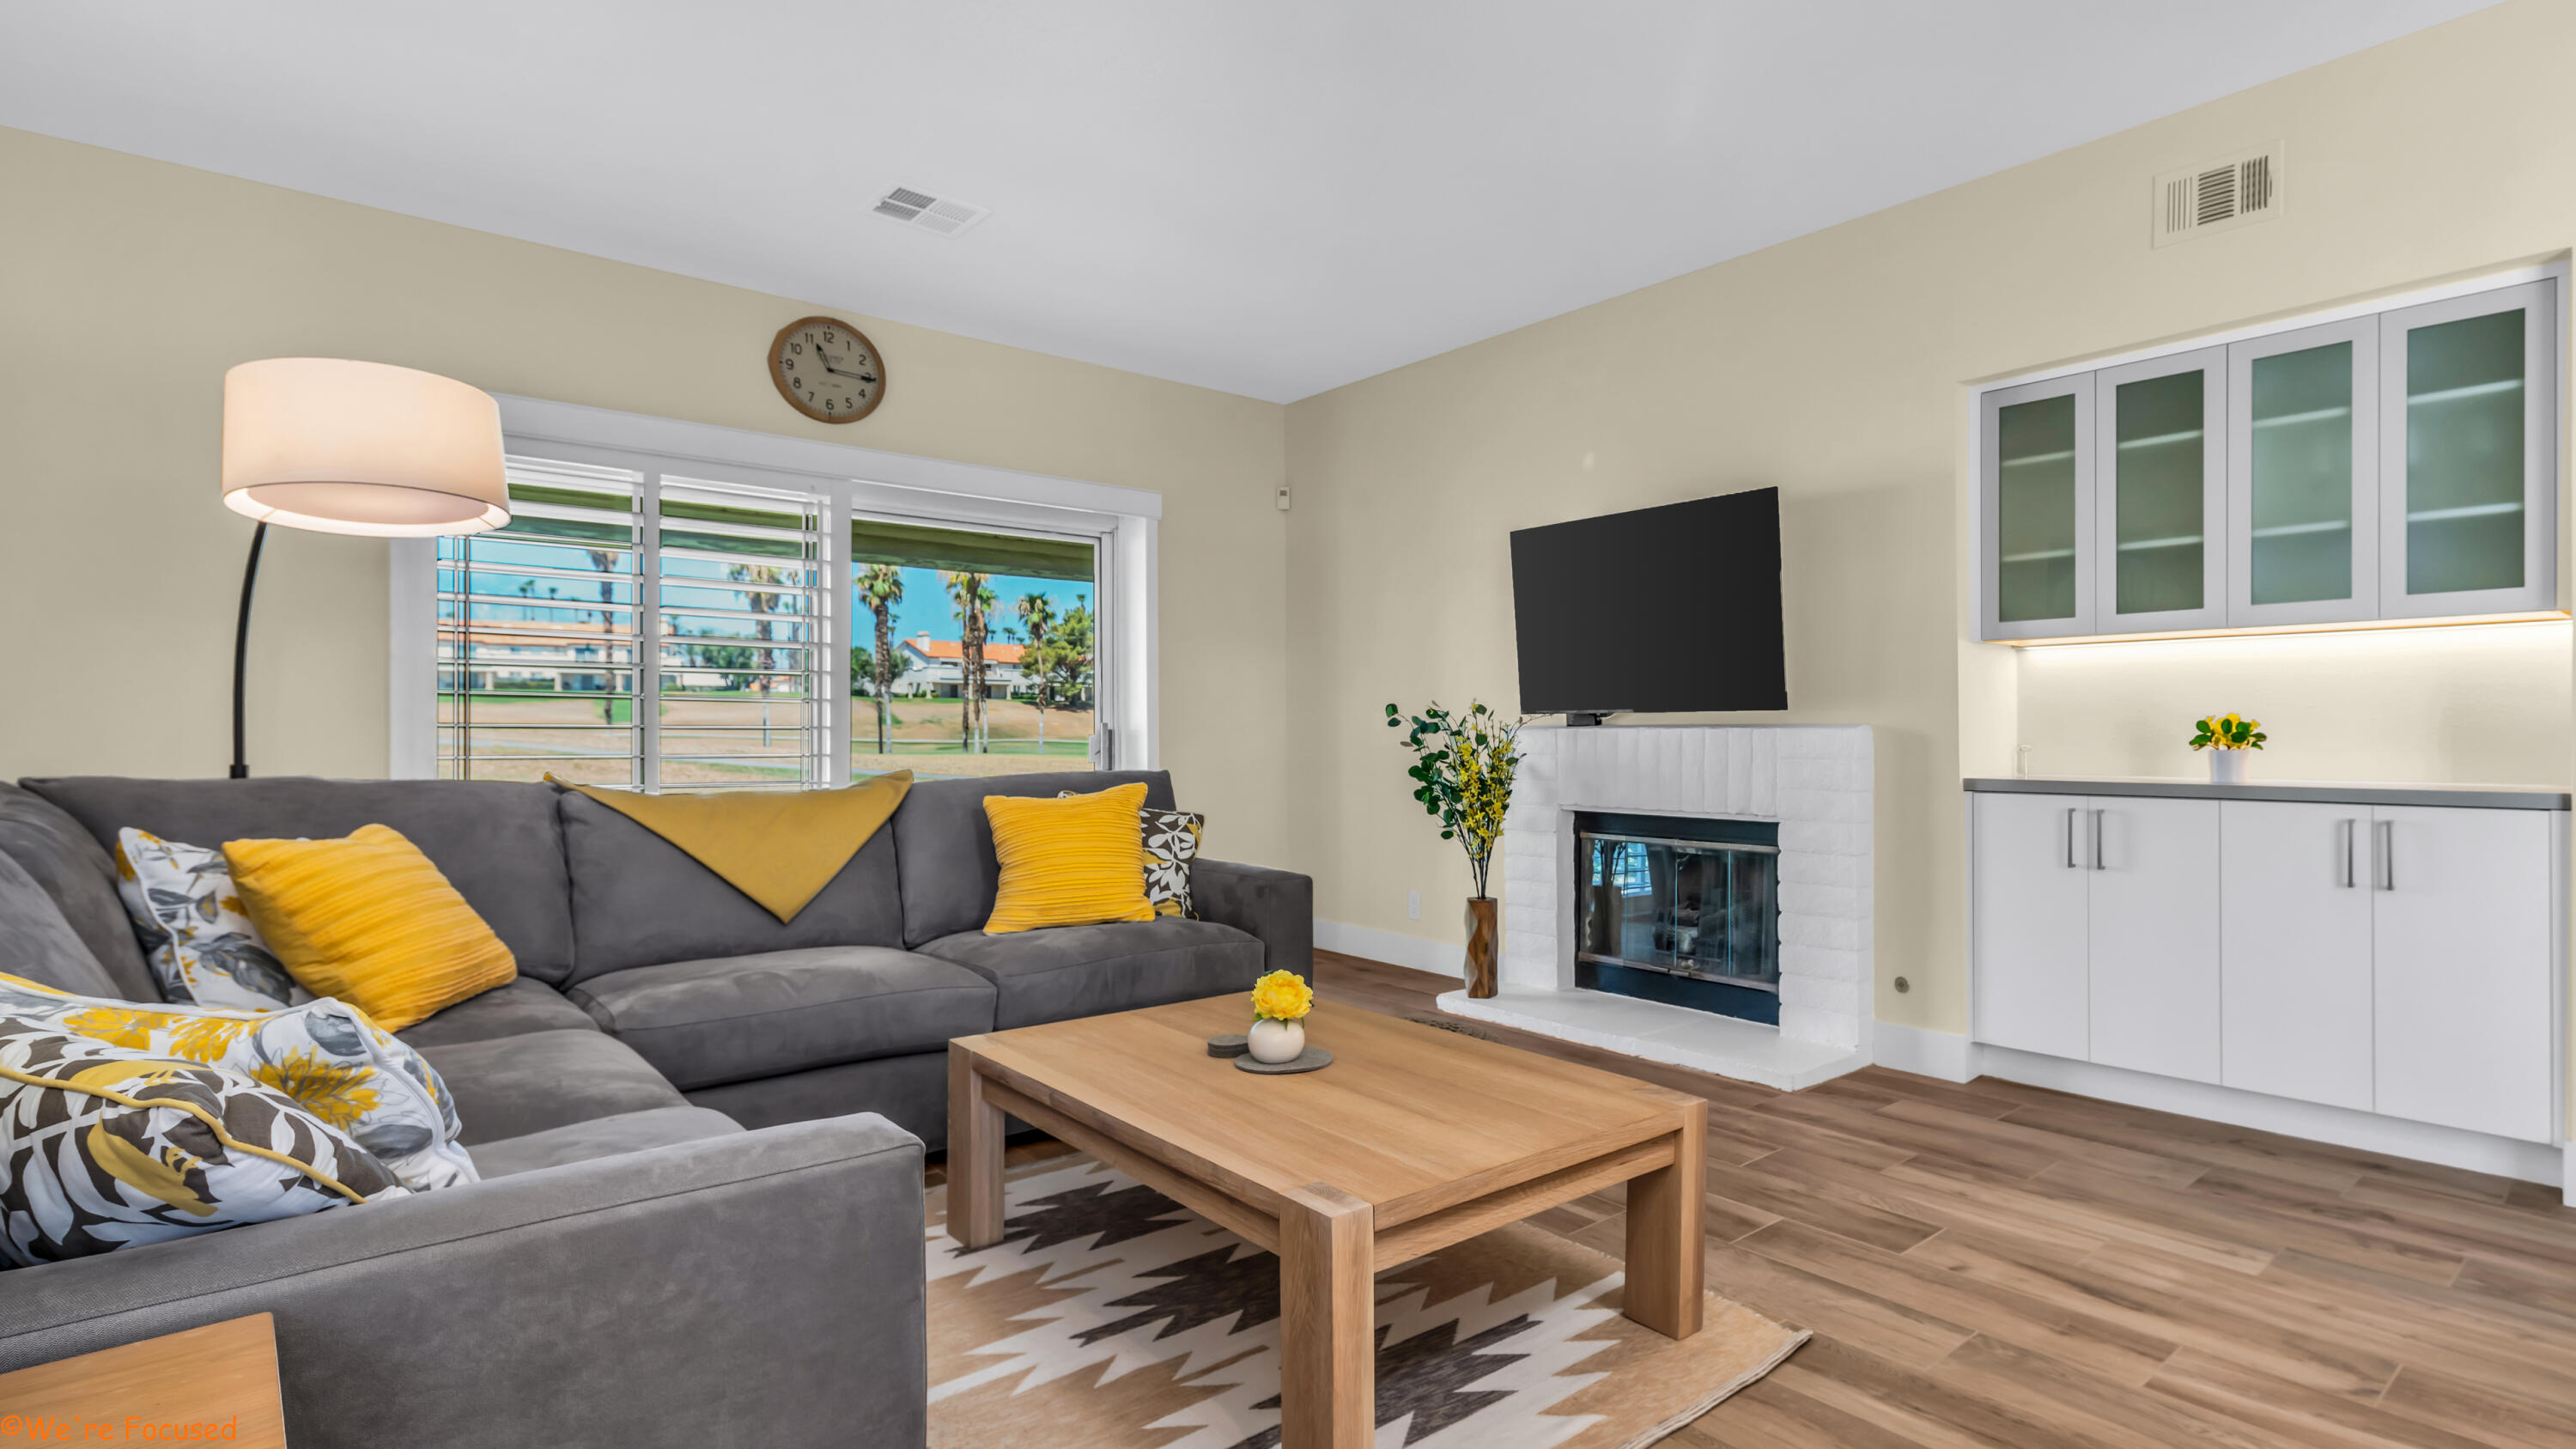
[
  {"xmin": 1015, "ymin": 593, "xmax": 1056, "ymax": 754},
  {"xmin": 855, "ymin": 564, "xmax": 905, "ymax": 753},
  {"xmin": 945, "ymin": 571, "xmax": 997, "ymax": 752},
  {"xmin": 585, "ymin": 548, "xmax": 623, "ymax": 724},
  {"xmin": 725, "ymin": 563, "xmax": 786, "ymax": 746}
]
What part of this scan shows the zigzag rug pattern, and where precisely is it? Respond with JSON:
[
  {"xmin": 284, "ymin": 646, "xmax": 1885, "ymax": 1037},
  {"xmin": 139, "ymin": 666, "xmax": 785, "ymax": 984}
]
[{"xmin": 926, "ymin": 1155, "xmax": 1806, "ymax": 1449}]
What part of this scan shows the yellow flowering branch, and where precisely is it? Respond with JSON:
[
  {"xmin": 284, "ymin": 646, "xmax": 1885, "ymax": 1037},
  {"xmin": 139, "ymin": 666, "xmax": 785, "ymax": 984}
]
[{"xmin": 1383, "ymin": 700, "xmax": 1522, "ymax": 898}]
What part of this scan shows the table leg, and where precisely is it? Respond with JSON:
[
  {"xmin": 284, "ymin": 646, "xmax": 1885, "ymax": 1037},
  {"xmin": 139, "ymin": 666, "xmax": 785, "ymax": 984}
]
[
  {"xmin": 1622, "ymin": 1096, "xmax": 1705, "ymax": 1338},
  {"xmin": 946, "ymin": 1047, "xmax": 1005, "ymax": 1250},
  {"xmin": 1279, "ymin": 1183, "xmax": 1374, "ymax": 1449}
]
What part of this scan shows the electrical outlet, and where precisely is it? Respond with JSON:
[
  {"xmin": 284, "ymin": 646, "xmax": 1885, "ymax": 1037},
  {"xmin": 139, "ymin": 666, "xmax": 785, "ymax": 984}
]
[{"xmin": 1406, "ymin": 890, "xmax": 1421, "ymax": 921}]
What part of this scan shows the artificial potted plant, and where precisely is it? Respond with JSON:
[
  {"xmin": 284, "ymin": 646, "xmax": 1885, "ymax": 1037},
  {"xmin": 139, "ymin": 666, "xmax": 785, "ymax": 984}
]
[
  {"xmin": 1384, "ymin": 700, "xmax": 1521, "ymax": 997},
  {"xmin": 2190, "ymin": 712, "xmax": 2265, "ymax": 783}
]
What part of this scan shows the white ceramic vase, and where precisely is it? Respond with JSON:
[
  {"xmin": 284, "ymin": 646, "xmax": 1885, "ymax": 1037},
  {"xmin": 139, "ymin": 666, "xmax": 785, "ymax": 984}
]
[
  {"xmin": 1248, "ymin": 1018, "xmax": 1305, "ymax": 1064},
  {"xmin": 2209, "ymin": 750, "xmax": 2248, "ymax": 785}
]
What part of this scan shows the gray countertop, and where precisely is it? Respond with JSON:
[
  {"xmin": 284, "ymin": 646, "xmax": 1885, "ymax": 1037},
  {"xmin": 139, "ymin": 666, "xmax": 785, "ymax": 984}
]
[{"xmin": 1964, "ymin": 776, "xmax": 2570, "ymax": 811}]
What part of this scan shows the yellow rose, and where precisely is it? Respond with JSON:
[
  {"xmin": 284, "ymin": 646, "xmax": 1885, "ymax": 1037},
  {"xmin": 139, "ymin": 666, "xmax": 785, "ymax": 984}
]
[{"xmin": 1250, "ymin": 969, "xmax": 1313, "ymax": 1023}]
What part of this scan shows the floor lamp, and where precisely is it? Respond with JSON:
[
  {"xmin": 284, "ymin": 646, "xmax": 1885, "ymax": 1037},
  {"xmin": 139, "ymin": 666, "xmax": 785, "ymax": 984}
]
[{"xmin": 221, "ymin": 358, "xmax": 509, "ymax": 778}]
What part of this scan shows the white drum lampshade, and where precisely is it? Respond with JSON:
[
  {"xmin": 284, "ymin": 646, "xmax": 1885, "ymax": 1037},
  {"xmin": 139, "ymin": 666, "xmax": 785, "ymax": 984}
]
[{"xmin": 221, "ymin": 358, "xmax": 509, "ymax": 536}]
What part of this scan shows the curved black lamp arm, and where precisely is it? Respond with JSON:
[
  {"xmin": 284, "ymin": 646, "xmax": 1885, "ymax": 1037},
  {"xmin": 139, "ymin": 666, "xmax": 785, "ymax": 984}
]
[{"xmin": 229, "ymin": 521, "xmax": 268, "ymax": 780}]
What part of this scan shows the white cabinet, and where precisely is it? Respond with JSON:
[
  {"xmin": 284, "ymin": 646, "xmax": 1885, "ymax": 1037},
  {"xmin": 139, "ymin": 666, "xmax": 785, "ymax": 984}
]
[
  {"xmin": 2371, "ymin": 806, "xmax": 2555, "ymax": 1142},
  {"xmin": 2219, "ymin": 801, "xmax": 2373, "ymax": 1110},
  {"xmin": 2378, "ymin": 282, "xmax": 2559, "ymax": 620},
  {"xmin": 2087, "ymin": 798, "xmax": 2221, "ymax": 1082},
  {"xmin": 1971, "ymin": 787, "xmax": 2564, "ymax": 1147},
  {"xmin": 1980, "ymin": 378, "xmax": 2096, "ymax": 640},
  {"xmin": 1978, "ymin": 277, "xmax": 2559, "ymax": 642},
  {"xmin": 1969, "ymin": 791, "xmax": 2089, "ymax": 1057},
  {"xmin": 2095, "ymin": 350, "xmax": 2227, "ymax": 635},
  {"xmin": 2225, "ymin": 318, "xmax": 2379, "ymax": 629}
]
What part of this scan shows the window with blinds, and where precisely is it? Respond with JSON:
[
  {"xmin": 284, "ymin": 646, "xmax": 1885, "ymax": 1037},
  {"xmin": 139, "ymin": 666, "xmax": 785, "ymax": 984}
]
[{"xmin": 438, "ymin": 455, "xmax": 833, "ymax": 790}]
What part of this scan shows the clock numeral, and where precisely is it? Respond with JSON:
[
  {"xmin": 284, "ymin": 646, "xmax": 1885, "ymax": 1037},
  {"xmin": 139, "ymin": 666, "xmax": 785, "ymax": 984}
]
[
  {"xmin": 788, "ymin": 342, "xmax": 802, "ymax": 356},
  {"xmin": 805, "ymin": 391, "xmax": 815, "ymax": 401}
]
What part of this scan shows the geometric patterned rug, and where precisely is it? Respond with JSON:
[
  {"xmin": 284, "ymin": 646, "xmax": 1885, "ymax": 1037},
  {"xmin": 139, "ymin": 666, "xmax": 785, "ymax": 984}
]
[{"xmin": 925, "ymin": 1154, "xmax": 1807, "ymax": 1449}]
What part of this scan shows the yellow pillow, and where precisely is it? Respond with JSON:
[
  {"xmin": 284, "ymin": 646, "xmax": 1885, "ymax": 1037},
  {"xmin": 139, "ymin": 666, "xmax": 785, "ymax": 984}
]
[
  {"xmin": 982, "ymin": 783, "xmax": 1157, "ymax": 935},
  {"xmin": 222, "ymin": 825, "xmax": 515, "ymax": 1032}
]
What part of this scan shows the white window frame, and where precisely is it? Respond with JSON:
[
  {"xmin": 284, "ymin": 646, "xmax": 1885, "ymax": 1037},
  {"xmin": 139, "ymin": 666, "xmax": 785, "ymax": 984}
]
[{"xmin": 391, "ymin": 395, "xmax": 1160, "ymax": 783}]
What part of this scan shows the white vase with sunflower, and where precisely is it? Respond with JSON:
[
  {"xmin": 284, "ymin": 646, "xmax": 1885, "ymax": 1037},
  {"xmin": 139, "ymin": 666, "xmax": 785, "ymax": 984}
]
[{"xmin": 1248, "ymin": 969, "xmax": 1314, "ymax": 1063}]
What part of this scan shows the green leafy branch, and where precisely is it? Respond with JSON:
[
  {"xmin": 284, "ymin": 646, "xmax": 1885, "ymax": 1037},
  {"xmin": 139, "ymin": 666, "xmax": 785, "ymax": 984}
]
[{"xmin": 1384, "ymin": 700, "xmax": 1521, "ymax": 898}]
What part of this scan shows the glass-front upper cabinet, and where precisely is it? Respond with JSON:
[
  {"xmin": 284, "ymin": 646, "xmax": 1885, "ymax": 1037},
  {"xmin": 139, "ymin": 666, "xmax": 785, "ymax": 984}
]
[
  {"xmin": 1981, "ymin": 377, "xmax": 2094, "ymax": 640},
  {"xmin": 2378, "ymin": 279, "xmax": 2558, "ymax": 618},
  {"xmin": 2226, "ymin": 318, "xmax": 2379, "ymax": 627},
  {"xmin": 2094, "ymin": 348, "xmax": 2225, "ymax": 633}
]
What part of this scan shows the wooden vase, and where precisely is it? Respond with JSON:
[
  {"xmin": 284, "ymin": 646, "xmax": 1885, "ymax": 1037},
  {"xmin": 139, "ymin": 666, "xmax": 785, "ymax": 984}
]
[{"xmin": 1464, "ymin": 896, "xmax": 1498, "ymax": 998}]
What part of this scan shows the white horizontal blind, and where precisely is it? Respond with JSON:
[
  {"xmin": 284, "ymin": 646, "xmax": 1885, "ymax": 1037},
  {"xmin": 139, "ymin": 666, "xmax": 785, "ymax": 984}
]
[
  {"xmin": 439, "ymin": 456, "xmax": 832, "ymax": 790},
  {"xmin": 653, "ymin": 475, "xmax": 834, "ymax": 790},
  {"xmin": 438, "ymin": 458, "xmax": 644, "ymax": 784}
]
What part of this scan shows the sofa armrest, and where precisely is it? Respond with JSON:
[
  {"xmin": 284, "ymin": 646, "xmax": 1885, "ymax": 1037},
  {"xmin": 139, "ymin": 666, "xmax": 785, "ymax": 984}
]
[
  {"xmin": 1194, "ymin": 858, "xmax": 1312, "ymax": 976},
  {"xmin": 0, "ymin": 1115, "xmax": 927, "ymax": 1449}
]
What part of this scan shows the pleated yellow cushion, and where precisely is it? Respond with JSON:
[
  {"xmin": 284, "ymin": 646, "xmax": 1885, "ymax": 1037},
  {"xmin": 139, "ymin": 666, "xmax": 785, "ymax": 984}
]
[
  {"xmin": 222, "ymin": 825, "xmax": 516, "ymax": 1032},
  {"xmin": 982, "ymin": 783, "xmax": 1157, "ymax": 935}
]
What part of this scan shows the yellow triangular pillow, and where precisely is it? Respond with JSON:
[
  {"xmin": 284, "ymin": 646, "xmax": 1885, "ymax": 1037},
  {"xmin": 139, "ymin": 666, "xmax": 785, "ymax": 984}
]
[{"xmin": 552, "ymin": 771, "xmax": 912, "ymax": 922}]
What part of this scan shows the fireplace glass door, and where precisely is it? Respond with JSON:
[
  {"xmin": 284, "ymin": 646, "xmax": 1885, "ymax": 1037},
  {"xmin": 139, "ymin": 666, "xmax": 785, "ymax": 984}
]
[{"xmin": 1577, "ymin": 830, "xmax": 1780, "ymax": 990}]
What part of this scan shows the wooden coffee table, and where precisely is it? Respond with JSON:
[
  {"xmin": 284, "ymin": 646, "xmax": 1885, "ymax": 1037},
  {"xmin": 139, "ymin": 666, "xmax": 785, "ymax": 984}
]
[{"xmin": 947, "ymin": 995, "xmax": 1706, "ymax": 1449}]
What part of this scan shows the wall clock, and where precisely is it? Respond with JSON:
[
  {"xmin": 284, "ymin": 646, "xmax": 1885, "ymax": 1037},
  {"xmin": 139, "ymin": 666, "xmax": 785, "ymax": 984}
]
[{"xmin": 768, "ymin": 315, "xmax": 885, "ymax": 423}]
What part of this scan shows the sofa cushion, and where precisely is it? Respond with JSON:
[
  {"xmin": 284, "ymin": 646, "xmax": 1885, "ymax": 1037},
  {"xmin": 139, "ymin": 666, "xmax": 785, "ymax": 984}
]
[
  {"xmin": 566, "ymin": 947, "xmax": 994, "ymax": 1092},
  {"xmin": 0, "ymin": 782, "xmax": 155, "ymax": 1001},
  {"xmin": 556, "ymin": 792, "xmax": 905, "ymax": 982},
  {"xmin": 465, "ymin": 1105, "xmax": 744, "ymax": 1178},
  {"xmin": 915, "ymin": 918, "xmax": 1264, "ymax": 1030},
  {"xmin": 396, "ymin": 977, "xmax": 598, "ymax": 1050},
  {"xmin": 891, "ymin": 770, "xmax": 1176, "ymax": 947},
  {"xmin": 23, "ymin": 777, "xmax": 576, "ymax": 986},
  {"xmin": 416, "ymin": 1028, "xmax": 687, "ymax": 1146},
  {"xmin": 0, "ymin": 851, "xmax": 120, "ymax": 997}
]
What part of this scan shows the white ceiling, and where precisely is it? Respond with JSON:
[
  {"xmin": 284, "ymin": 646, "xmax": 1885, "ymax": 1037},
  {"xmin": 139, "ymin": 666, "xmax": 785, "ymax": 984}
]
[{"xmin": 0, "ymin": 2, "xmax": 2499, "ymax": 403}]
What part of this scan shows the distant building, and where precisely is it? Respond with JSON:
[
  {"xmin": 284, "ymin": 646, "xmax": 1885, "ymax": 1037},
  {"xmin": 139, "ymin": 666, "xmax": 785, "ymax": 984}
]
[{"xmin": 885, "ymin": 633, "xmax": 1029, "ymax": 700}]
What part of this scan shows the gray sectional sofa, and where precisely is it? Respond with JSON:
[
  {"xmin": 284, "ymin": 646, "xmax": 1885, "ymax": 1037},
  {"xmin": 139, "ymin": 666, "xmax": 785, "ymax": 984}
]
[{"xmin": 0, "ymin": 768, "xmax": 1309, "ymax": 1447}]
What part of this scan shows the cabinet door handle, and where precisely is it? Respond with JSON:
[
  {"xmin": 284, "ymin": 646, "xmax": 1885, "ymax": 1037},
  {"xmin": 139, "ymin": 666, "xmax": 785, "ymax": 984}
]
[
  {"xmin": 2374, "ymin": 819, "xmax": 2394, "ymax": 891},
  {"xmin": 2340, "ymin": 818, "xmax": 2355, "ymax": 888},
  {"xmin": 2065, "ymin": 807, "xmax": 2079, "ymax": 869},
  {"xmin": 2090, "ymin": 808, "xmax": 2105, "ymax": 870}
]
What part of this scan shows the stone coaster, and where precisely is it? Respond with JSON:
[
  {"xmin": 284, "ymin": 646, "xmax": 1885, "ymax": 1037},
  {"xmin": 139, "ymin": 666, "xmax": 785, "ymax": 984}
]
[
  {"xmin": 1206, "ymin": 1034, "xmax": 1249, "ymax": 1058},
  {"xmin": 1234, "ymin": 1047, "xmax": 1334, "ymax": 1075}
]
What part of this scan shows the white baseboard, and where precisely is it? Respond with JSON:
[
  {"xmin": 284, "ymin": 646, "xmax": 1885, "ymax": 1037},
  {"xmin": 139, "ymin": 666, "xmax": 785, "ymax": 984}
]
[
  {"xmin": 1976, "ymin": 1044, "xmax": 2567, "ymax": 1189},
  {"xmin": 1314, "ymin": 918, "xmax": 1462, "ymax": 979},
  {"xmin": 1873, "ymin": 1022, "xmax": 1979, "ymax": 1084}
]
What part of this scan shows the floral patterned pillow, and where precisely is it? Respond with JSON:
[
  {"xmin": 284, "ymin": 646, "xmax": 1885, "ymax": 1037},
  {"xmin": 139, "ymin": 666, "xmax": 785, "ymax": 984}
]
[
  {"xmin": 0, "ymin": 974, "xmax": 475, "ymax": 1193},
  {"xmin": 1141, "ymin": 809, "xmax": 1203, "ymax": 919},
  {"xmin": 113, "ymin": 828, "xmax": 309, "ymax": 1011},
  {"xmin": 0, "ymin": 1016, "xmax": 407, "ymax": 1266}
]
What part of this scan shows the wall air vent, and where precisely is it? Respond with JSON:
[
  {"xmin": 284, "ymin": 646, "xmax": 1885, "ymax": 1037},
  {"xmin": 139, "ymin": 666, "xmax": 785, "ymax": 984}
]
[
  {"xmin": 2152, "ymin": 143, "xmax": 2282, "ymax": 247},
  {"xmin": 871, "ymin": 186, "xmax": 989, "ymax": 238}
]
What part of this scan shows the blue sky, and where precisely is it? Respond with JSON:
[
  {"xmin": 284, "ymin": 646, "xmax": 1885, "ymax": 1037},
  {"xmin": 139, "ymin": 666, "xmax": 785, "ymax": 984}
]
[{"xmin": 853, "ymin": 565, "xmax": 1092, "ymax": 646}]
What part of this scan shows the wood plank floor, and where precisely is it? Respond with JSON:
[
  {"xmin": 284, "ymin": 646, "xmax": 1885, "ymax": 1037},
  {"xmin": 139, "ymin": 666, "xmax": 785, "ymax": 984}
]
[{"xmin": 934, "ymin": 950, "xmax": 2576, "ymax": 1447}]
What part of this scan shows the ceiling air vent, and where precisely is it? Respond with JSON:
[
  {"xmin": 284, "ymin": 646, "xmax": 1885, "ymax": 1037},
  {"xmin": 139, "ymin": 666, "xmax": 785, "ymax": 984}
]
[
  {"xmin": 2152, "ymin": 143, "xmax": 2281, "ymax": 247},
  {"xmin": 872, "ymin": 186, "xmax": 989, "ymax": 238}
]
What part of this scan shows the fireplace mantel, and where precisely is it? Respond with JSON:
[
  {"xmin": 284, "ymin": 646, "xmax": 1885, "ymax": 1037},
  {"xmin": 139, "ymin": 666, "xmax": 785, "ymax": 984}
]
[{"xmin": 1437, "ymin": 723, "xmax": 1874, "ymax": 1091}]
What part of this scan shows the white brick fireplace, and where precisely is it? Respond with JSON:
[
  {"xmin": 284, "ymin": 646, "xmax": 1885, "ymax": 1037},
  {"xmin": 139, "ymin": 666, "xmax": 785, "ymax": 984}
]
[{"xmin": 1435, "ymin": 723, "xmax": 1874, "ymax": 1090}]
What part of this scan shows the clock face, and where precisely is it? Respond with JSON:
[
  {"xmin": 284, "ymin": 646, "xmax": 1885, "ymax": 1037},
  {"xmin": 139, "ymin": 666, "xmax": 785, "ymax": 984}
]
[{"xmin": 769, "ymin": 316, "xmax": 884, "ymax": 423}]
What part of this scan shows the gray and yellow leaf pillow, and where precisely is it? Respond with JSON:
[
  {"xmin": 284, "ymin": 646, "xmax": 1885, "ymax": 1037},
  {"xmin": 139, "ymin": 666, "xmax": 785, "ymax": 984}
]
[
  {"xmin": 1141, "ymin": 809, "xmax": 1203, "ymax": 919},
  {"xmin": 0, "ymin": 1018, "xmax": 407, "ymax": 1266},
  {"xmin": 0, "ymin": 973, "xmax": 475, "ymax": 1193},
  {"xmin": 113, "ymin": 828, "xmax": 309, "ymax": 1011}
]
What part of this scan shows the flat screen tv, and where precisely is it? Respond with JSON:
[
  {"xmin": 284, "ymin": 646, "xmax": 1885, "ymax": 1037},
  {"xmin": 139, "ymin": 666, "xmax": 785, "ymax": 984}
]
[{"xmin": 1510, "ymin": 488, "xmax": 1785, "ymax": 716}]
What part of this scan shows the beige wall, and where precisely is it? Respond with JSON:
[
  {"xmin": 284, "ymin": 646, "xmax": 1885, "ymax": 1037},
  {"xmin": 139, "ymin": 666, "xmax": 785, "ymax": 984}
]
[
  {"xmin": 0, "ymin": 126, "xmax": 1293, "ymax": 864},
  {"xmin": 1283, "ymin": 0, "xmax": 2576, "ymax": 1044},
  {"xmin": 2016, "ymin": 622, "xmax": 2573, "ymax": 785}
]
